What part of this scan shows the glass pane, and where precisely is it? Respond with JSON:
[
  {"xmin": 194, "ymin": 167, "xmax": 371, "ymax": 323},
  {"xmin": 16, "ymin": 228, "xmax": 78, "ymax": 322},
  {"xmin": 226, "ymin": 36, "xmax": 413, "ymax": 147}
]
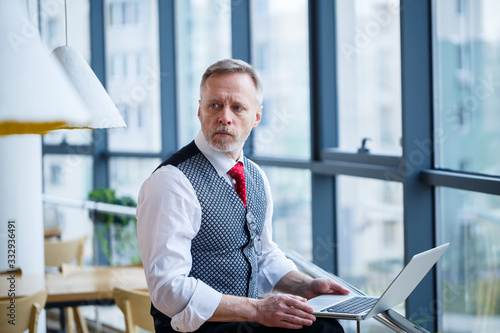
[
  {"xmin": 336, "ymin": 0, "xmax": 402, "ymax": 155},
  {"xmin": 40, "ymin": 0, "xmax": 93, "ymax": 145},
  {"xmin": 109, "ymin": 157, "xmax": 161, "ymax": 198},
  {"xmin": 175, "ymin": 0, "xmax": 231, "ymax": 148},
  {"xmin": 105, "ymin": 0, "xmax": 161, "ymax": 152},
  {"xmin": 337, "ymin": 176, "xmax": 404, "ymax": 330},
  {"xmin": 43, "ymin": 154, "xmax": 94, "ymax": 263},
  {"xmin": 433, "ymin": 1, "xmax": 500, "ymax": 175},
  {"xmin": 437, "ymin": 187, "xmax": 500, "ymax": 332},
  {"xmin": 263, "ymin": 167, "xmax": 312, "ymax": 260},
  {"xmin": 251, "ymin": 0, "xmax": 311, "ymax": 159}
]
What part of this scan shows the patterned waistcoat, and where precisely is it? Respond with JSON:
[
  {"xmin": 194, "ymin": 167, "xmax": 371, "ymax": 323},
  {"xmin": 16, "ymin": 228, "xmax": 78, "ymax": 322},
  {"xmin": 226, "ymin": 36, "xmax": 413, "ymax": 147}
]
[{"xmin": 150, "ymin": 141, "xmax": 267, "ymax": 329}]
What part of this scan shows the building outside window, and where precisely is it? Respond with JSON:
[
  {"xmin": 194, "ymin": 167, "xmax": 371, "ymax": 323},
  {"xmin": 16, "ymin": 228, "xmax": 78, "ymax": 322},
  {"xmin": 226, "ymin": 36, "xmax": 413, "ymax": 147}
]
[
  {"xmin": 250, "ymin": 0, "xmax": 313, "ymax": 259},
  {"xmin": 337, "ymin": 176, "xmax": 404, "ymax": 332},
  {"xmin": 336, "ymin": 0, "xmax": 402, "ymax": 155},
  {"xmin": 434, "ymin": 0, "xmax": 500, "ymax": 331},
  {"xmin": 105, "ymin": 0, "xmax": 161, "ymax": 155},
  {"xmin": 175, "ymin": 0, "xmax": 232, "ymax": 148},
  {"xmin": 109, "ymin": 0, "xmax": 143, "ymax": 26},
  {"xmin": 251, "ymin": 0, "xmax": 311, "ymax": 160}
]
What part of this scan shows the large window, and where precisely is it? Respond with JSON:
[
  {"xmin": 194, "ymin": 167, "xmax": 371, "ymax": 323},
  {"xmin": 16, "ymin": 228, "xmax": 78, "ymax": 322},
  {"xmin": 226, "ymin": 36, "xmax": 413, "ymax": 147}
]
[
  {"xmin": 36, "ymin": 1, "xmax": 500, "ymax": 332},
  {"xmin": 437, "ymin": 187, "xmax": 500, "ymax": 332},
  {"xmin": 43, "ymin": 154, "xmax": 94, "ymax": 263},
  {"xmin": 263, "ymin": 167, "xmax": 312, "ymax": 260},
  {"xmin": 336, "ymin": 0, "xmax": 402, "ymax": 155},
  {"xmin": 337, "ymin": 177, "xmax": 404, "ymax": 317},
  {"xmin": 433, "ymin": 1, "xmax": 500, "ymax": 331},
  {"xmin": 175, "ymin": 0, "xmax": 232, "ymax": 148},
  {"xmin": 337, "ymin": 177, "xmax": 404, "ymax": 289},
  {"xmin": 434, "ymin": 0, "xmax": 500, "ymax": 176},
  {"xmin": 105, "ymin": 0, "xmax": 161, "ymax": 152},
  {"xmin": 251, "ymin": 0, "xmax": 311, "ymax": 159},
  {"xmin": 109, "ymin": 157, "xmax": 161, "ymax": 197}
]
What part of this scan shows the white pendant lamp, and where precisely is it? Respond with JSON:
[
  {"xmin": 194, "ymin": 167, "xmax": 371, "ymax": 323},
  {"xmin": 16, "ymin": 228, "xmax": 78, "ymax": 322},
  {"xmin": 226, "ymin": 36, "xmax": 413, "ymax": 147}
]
[
  {"xmin": 0, "ymin": 0, "xmax": 91, "ymax": 136},
  {"xmin": 51, "ymin": 0, "xmax": 126, "ymax": 129},
  {"xmin": 53, "ymin": 45, "xmax": 126, "ymax": 129}
]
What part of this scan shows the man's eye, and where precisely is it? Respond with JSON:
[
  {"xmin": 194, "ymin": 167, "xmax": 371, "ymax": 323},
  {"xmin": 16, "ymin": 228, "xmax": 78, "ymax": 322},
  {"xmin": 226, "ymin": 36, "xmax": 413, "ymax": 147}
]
[
  {"xmin": 233, "ymin": 106, "xmax": 244, "ymax": 112},
  {"xmin": 210, "ymin": 103, "xmax": 221, "ymax": 109}
]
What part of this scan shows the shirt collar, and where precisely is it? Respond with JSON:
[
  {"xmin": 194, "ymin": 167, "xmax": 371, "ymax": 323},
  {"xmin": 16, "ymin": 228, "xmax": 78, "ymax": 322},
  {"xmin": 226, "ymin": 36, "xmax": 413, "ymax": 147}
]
[{"xmin": 195, "ymin": 131, "xmax": 244, "ymax": 177}]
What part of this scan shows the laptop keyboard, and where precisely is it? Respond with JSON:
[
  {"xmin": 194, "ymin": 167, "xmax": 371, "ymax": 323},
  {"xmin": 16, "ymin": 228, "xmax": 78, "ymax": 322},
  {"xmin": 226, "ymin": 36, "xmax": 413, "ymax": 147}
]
[{"xmin": 321, "ymin": 296, "xmax": 379, "ymax": 314}]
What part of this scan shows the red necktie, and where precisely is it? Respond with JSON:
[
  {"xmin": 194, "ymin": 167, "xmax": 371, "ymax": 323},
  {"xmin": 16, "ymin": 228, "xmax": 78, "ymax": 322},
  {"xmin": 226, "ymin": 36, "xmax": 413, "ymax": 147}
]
[{"xmin": 228, "ymin": 162, "xmax": 247, "ymax": 208}]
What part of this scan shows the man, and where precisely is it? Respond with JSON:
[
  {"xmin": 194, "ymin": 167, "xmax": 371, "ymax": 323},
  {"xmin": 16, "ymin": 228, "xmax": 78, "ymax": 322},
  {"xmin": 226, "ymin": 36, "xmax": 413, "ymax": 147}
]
[{"xmin": 137, "ymin": 59, "xmax": 349, "ymax": 333}]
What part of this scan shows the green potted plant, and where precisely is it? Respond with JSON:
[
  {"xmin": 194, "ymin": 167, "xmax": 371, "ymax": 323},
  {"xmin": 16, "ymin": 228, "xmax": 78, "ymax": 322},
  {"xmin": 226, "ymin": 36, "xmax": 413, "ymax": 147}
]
[{"xmin": 88, "ymin": 188, "xmax": 140, "ymax": 266}]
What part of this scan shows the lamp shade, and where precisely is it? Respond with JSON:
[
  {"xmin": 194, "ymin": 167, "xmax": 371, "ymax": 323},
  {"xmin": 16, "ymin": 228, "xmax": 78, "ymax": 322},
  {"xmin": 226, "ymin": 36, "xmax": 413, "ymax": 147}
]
[
  {"xmin": 53, "ymin": 45, "xmax": 126, "ymax": 129},
  {"xmin": 0, "ymin": 1, "xmax": 90, "ymax": 136}
]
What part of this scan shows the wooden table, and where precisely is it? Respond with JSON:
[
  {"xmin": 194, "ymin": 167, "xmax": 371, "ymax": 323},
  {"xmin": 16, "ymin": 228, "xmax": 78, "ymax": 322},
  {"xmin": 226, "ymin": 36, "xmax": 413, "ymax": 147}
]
[{"xmin": 1, "ymin": 266, "xmax": 147, "ymax": 307}]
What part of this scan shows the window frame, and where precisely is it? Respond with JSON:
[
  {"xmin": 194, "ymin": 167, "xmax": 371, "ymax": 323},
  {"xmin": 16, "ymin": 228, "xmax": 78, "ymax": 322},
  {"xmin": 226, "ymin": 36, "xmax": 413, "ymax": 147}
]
[{"xmin": 39, "ymin": 1, "xmax": 500, "ymax": 331}]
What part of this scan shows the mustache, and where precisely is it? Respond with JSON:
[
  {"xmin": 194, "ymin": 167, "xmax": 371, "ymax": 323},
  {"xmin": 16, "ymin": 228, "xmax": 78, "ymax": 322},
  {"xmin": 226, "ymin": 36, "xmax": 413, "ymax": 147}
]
[{"xmin": 209, "ymin": 125, "xmax": 235, "ymax": 136}]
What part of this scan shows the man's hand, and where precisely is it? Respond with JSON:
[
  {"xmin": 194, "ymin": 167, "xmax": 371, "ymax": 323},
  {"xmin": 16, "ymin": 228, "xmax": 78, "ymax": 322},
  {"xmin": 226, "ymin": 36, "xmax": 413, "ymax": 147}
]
[
  {"xmin": 274, "ymin": 271, "xmax": 350, "ymax": 299},
  {"xmin": 209, "ymin": 272, "xmax": 350, "ymax": 329},
  {"xmin": 300, "ymin": 278, "xmax": 351, "ymax": 299},
  {"xmin": 209, "ymin": 293, "xmax": 316, "ymax": 329},
  {"xmin": 254, "ymin": 294, "xmax": 316, "ymax": 329}
]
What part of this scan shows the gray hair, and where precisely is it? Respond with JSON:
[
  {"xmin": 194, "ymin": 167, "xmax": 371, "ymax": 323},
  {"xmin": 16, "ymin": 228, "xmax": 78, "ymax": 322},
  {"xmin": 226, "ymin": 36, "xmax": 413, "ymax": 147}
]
[{"xmin": 200, "ymin": 59, "xmax": 263, "ymax": 106}]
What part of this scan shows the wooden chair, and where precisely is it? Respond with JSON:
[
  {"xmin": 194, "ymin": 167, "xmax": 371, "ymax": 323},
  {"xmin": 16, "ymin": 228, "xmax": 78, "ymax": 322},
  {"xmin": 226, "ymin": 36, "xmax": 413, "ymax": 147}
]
[
  {"xmin": 44, "ymin": 235, "xmax": 89, "ymax": 333},
  {"xmin": 45, "ymin": 235, "xmax": 86, "ymax": 272},
  {"xmin": 0, "ymin": 290, "xmax": 47, "ymax": 333},
  {"xmin": 113, "ymin": 287, "xmax": 155, "ymax": 333}
]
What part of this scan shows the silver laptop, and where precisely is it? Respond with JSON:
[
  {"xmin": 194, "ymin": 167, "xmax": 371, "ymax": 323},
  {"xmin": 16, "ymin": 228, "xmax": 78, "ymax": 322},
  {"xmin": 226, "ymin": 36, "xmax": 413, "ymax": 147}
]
[{"xmin": 307, "ymin": 243, "xmax": 449, "ymax": 321}]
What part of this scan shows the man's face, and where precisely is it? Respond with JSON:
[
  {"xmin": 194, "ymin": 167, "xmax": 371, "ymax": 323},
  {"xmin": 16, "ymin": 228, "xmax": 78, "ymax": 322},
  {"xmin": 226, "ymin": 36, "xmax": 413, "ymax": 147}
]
[{"xmin": 198, "ymin": 72, "xmax": 262, "ymax": 159}]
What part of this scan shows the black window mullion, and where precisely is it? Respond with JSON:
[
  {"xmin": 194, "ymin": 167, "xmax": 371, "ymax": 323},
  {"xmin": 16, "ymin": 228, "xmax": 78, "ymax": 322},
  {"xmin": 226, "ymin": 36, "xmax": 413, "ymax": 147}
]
[
  {"xmin": 158, "ymin": 0, "xmax": 178, "ymax": 159},
  {"xmin": 309, "ymin": 0, "xmax": 339, "ymax": 273},
  {"xmin": 230, "ymin": 0, "xmax": 254, "ymax": 157},
  {"xmin": 231, "ymin": 0, "xmax": 251, "ymax": 63},
  {"xmin": 90, "ymin": 0, "xmax": 109, "ymax": 189},
  {"xmin": 421, "ymin": 169, "xmax": 500, "ymax": 196},
  {"xmin": 400, "ymin": 0, "xmax": 436, "ymax": 331}
]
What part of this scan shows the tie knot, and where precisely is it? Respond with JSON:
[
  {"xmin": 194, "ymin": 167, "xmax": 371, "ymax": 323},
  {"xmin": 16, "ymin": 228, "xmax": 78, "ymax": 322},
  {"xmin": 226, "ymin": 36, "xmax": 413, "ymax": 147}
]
[{"xmin": 228, "ymin": 162, "xmax": 244, "ymax": 180}]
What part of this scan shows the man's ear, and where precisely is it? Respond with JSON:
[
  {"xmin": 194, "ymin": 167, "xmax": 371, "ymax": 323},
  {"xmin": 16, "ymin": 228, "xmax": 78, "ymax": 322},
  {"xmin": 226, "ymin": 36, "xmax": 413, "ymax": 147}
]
[
  {"xmin": 253, "ymin": 105, "xmax": 263, "ymax": 128},
  {"xmin": 197, "ymin": 100, "xmax": 201, "ymax": 121}
]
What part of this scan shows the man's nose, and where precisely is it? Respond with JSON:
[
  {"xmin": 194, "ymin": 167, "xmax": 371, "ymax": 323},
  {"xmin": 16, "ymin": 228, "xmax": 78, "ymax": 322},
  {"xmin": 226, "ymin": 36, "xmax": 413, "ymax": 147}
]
[{"xmin": 218, "ymin": 105, "xmax": 232, "ymax": 124}]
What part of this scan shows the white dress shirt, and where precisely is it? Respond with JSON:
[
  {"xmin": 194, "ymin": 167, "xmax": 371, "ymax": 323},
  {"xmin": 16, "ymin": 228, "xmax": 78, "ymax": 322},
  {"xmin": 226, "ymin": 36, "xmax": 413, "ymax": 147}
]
[{"xmin": 136, "ymin": 131, "xmax": 297, "ymax": 332}]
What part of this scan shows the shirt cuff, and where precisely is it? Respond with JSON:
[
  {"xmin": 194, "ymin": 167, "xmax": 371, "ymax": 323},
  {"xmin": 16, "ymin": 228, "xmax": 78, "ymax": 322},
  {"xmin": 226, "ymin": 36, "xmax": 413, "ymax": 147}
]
[
  {"xmin": 258, "ymin": 257, "xmax": 297, "ymax": 296},
  {"xmin": 170, "ymin": 280, "xmax": 223, "ymax": 332}
]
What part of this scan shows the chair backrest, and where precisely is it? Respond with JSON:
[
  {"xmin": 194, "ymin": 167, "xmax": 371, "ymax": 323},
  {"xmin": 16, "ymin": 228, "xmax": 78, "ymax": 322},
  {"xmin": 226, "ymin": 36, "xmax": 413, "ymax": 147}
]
[
  {"xmin": 0, "ymin": 290, "xmax": 47, "ymax": 333},
  {"xmin": 113, "ymin": 287, "xmax": 154, "ymax": 333},
  {"xmin": 44, "ymin": 235, "xmax": 87, "ymax": 269}
]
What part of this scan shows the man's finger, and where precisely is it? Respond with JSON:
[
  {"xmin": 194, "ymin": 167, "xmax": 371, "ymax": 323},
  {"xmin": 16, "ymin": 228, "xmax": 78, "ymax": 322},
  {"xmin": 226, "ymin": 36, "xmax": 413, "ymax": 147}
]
[
  {"xmin": 286, "ymin": 297, "xmax": 314, "ymax": 314},
  {"xmin": 286, "ymin": 307, "xmax": 316, "ymax": 322},
  {"xmin": 282, "ymin": 313, "xmax": 314, "ymax": 327},
  {"xmin": 334, "ymin": 284, "xmax": 351, "ymax": 295}
]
